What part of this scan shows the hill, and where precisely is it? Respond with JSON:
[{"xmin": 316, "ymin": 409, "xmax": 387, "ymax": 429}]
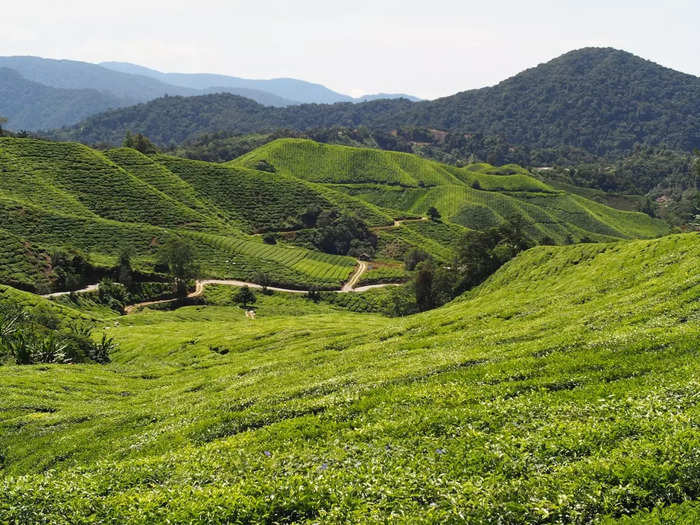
[
  {"xmin": 49, "ymin": 48, "xmax": 700, "ymax": 156},
  {"xmin": 0, "ymin": 137, "xmax": 370, "ymax": 291},
  {"xmin": 399, "ymin": 47, "xmax": 700, "ymax": 155},
  {"xmin": 233, "ymin": 139, "xmax": 669, "ymax": 248},
  {"xmin": 0, "ymin": 68, "xmax": 125, "ymax": 131},
  {"xmin": 47, "ymin": 93, "xmax": 411, "ymax": 145},
  {"xmin": 0, "ymin": 137, "xmax": 668, "ymax": 294},
  {"xmin": 0, "ymin": 233, "xmax": 697, "ymax": 522}
]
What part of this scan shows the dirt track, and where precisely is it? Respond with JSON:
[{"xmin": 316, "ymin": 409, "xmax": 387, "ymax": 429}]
[{"xmin": 50, "ymin": 258, "xmax": 403, "ymax": 314}]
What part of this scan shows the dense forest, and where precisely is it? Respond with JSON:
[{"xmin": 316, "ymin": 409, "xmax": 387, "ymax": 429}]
[{"xmin": 49, "ymin": 48, "xmax": 700, "ymax": 157}]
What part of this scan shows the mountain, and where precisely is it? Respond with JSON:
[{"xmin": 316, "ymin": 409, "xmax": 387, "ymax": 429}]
[
  {"xmin": 100, "ymin": 61, "xmax": 353, "ymax": 104},
  {"xmin": 100, "ymin": 61, "xmax": 421, "ymax": 104},
  {"xmin": 55, "ymin": 48, "xmax": 700, "ymax": 156},
  {"xmin": 47, "ymin": 93, "xmax": 412, "ymax": 145},
  {"xmin": 399, "ymin": 47, "xmax": 700, "ymax": 155},
  {"xmin": 0, "ymin": 56, "xmax": 399, "ymax": 130},
  {"xmin": 0, "ymin": 56, "xmax": 198, "ymax": 102},
  {"xmin": 0, "ymin": 67, "xmax": 125, "ymax": 130}
]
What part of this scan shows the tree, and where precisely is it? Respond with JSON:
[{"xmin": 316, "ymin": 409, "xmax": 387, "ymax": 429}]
[
  {"xmin": 414, "ymin": 262, "xmax": 434, "ymax": 312},
  {"xmin": 427, "ymin": 207, "xmax": 441, "ymax": 221},
  {"xmin": 0, "ymin": 116, "xmax": 7, "ymax": 135},
  {"xmin": 234, "ymin": 286, "xmax": 256, "ymax": 308},
  {"xmin": 157, "ymin": 238, "xmax": 199, "ymax": 299},
  {"xmin": 404, "ymin": 248, "xmax": 431, "ymax": 271},
  {"xmin": 123, "ymin": 131, "xmax": 158, "ymax": 154},
  {"xmin": 116, "ymin": 247, "xmax": 135, "ymax": 290}
]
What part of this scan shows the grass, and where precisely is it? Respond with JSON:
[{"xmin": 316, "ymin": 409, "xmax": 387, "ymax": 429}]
[{"xmin": 0, "ymin": 233, "xmax": 697, "ymax": 522}]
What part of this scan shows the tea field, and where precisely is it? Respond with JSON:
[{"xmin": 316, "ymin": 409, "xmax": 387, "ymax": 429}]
[
  {"xmin": 0, "ymin": 137, "xmax": 671, "ymax": 293},
  {"xmin": 234, "ymin": 139, "xmax": 669, "ymax": 246},
  {"xmin": 0, "ymin": 233, "xmax": 697, "ymax": 523}
]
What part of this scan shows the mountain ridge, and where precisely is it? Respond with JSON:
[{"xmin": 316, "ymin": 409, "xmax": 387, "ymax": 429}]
[{"xmin": 50, "ymin": 48, "xmax": 700, "ymax": 156}]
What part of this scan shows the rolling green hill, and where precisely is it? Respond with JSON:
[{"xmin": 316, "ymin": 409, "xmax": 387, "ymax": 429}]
[
  {"xmin": 0, "ymin": 138, "xmax": 364, "ymax": 290},
  {"xmin": 0, "ymin": 233, "xmax": 697, "ymax": 522},
  {"xmin": 0, "ymin": 137, "xmax": 669, "ymax": 294},
  {"xmin": 234, "ymin": 139, "xmax": 669, "ymax": 246}
]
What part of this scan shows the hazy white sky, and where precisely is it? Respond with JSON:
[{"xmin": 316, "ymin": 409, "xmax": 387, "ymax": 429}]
[{"xmin": 2, "ymin": 0, "xmax": 698, "ymax": 99}]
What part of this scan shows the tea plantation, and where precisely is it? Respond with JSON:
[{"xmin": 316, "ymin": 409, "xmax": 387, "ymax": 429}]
[
  {"xmin": 0, "ymin": 233, "xmax": 697, "ymax": 523},
  {"xmin": 0, "ymin": 137, "xmax": 670, "ymax": 294},
  {"xmin": 234, "ymin": 139, "xmax": 669, "ymax": 244}
]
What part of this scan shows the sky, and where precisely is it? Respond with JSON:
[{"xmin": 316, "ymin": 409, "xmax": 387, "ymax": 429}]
[{"xmin": 2, "ymin": 0, "xmax": 698, "ymax": 100}]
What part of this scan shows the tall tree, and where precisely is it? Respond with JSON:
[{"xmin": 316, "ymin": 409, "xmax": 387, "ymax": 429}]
[{"xmin": 157, "ymin": 238, "xmax": 199, "ymax": 299}]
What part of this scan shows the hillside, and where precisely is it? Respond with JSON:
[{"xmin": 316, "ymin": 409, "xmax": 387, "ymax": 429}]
[
  {"xmin": 0, "ymin": 137, "xmax": 370, "ymax": 291},
  {"xmin": 49, "ymin": 48, "xmax": 700, "ymax": 157},
  {"xmin": 233, "ymin": 139, "xmax": 669, "ymax": 247},
  {"xmin": 0, "ymin": 137, "xmax": 668, "ymax": 294},
  {"xmin": 0, "ymin": 68, "xmax": 124, "ymax": 131},
  {"xmin": 0, "ymin": 233, "xmax": 697, "ymax": 522},
  {"xmin": 400, "ymin": 47, "xmax": 700, "ymax": 155}
]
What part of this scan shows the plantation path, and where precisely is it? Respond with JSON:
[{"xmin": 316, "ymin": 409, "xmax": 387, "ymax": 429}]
[
  {"xmin": 41, "ymin": 284, "xmax": 99, "ymax": 298},
  {"xmin": 50, "ymin": 259, "xmax": 402, "ymax": 314},
  {"xmin": 341, "ymin": 261, "xmax": 368, "ymax": 292},
  {"xmin": 370, "ymin": 217, "xmax": 428, "ymax": 231}
]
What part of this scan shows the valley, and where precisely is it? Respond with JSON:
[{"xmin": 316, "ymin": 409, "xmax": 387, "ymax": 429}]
[{"xmin": 0, "ymin": 32, "xmax": 698, "ymax": 524}]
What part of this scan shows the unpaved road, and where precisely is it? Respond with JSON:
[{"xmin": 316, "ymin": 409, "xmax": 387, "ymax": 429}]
[
  {"xmin": 371, "ymin": 217, "xmax": 428, "ymax": 231},
  {"xmin": 46, "ymin": 259, "xmax": 405, "ymax": 314},
  {"xmin": 41, "ymin": 284, "xmax": 99, "ymax": 298}
]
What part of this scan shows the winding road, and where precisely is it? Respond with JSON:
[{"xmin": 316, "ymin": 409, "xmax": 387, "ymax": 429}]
[
  {"xmin": 41, "ymin": 217, "xmax": 426, "ymax": 313},
  {"xmin": 44, "ymin": 258, "xmax": 404, "ymax": 314}
]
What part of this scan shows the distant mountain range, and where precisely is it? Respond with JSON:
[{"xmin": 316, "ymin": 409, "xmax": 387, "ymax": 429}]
[
  {"xmin": 99, "ymin": 61, "xmax": 421, "ymax": 105},
  {"xmin": 0, "ymin": 56, "xmax": 419, "ymax": 130},
  {"xmin": 48, "ymin": 48, "xmax": 700, "ymax": 157}
]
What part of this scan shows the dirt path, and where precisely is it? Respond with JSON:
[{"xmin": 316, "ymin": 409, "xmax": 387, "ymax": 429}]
[
  {"xmin": 341, "ymin": 261, "xmax": 368, "ymax": 292},
  {"xmin": 45, "ymin": 258, "xmax": 402, "ymax": 315},
  {"xmin": 41, "ymin": 284, "xmax": 99, "ymax": 298},
  {"xmin": 371, "ymin": 217, "xmax": 428, "ymax": 232}
]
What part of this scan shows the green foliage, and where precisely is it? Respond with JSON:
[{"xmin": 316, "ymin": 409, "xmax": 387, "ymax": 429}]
[
  {"xmin": 233, "ymin": 285, "xmax": 256, "ymax": 308},
  {"xmin": 0, "ymin": 300, "xmax": 115, "ymax": 365},
  {"xmin": 0, "ymin": 235, "xmax": 697, "ymax": 521},
  {"xmin": 123, "ymin": 131, "xmax": 158, "ymax": 154},
  {"xmin": 427, "ymin": 206, "xmax": 441, "ymax": 221},
  {"xmin": 157, "ymin": 238, "xmax": 199, "ymax": 298}
]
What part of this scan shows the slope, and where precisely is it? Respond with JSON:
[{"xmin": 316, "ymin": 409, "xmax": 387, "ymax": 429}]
[
  {"xmin": 0, "ymin": 138, "xmax": 357, "ymax": 290},
  {"xmin": 233, "ymin": 139, "xmax": 669, "ymax": 244},
  {"xmin": 0, "ymin": 68, "xmax": 125, "ymax": 131},
  {"xmin": 0, "ymin": 233, "xmax": 697, "ymax": 522}
]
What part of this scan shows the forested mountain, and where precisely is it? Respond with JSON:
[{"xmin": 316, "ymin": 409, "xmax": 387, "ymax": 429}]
[
  {"xmin": 50, "ymin": 48, "xmax": 700, "ymax": 156},
  {"xmin": 400, "ymin": 47, "xmax": 700, "ymax": 155},
  {"xmin": 0, "ymin": 56, "xmax": 411, "ymax": 130},
  {"xmin": 0, "ymin": 68, "xmax": 124, "ymax": 130},
  {"xmin": 48, "ymin": 94, "xmax": 412, "ymax": 146}
]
